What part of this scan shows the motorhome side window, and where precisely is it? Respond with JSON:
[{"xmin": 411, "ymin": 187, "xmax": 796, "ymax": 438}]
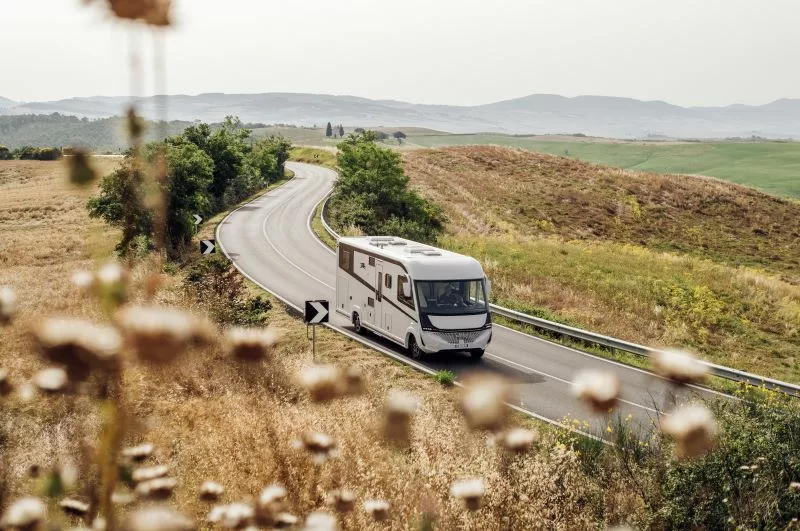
[
  {"xmin": 385, "ymin": 274, "xmax": 392, "ymax": 289},
  {"xmin": 368, "ymin": 256, "xmax": 375, "ymax": 266},
  {"xmin": 397, "ymin": 276, "xmax": 414, "ymax": 309},
  {"xmin": 339, "ymin": 249, "xmax": 351, "ymax": 271}
]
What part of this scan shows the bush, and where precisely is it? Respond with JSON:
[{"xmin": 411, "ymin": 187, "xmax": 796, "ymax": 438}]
[
  {"xmin": 433, "ymin": 370, "xmax": 455, "ymax": 386},
  {"xmin": 0, "ymin": 145, "xmax": 11, "ymax": 160},
  {"xmin": 183, "ymin": 255, "xmax": 272, "ymax": 326},
  {"xmin": 13, "ymin": 146, "xmax": 61, "ymax": 160}
]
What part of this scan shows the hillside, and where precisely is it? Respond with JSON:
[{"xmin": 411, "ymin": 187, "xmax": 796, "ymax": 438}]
[
  {"xmin": 4, "ymin": 92, "xmax": 800, "ymax": 138},
  {"xmin": 403, "ymin": 147, "xmax": 800, "ymax": 381}
]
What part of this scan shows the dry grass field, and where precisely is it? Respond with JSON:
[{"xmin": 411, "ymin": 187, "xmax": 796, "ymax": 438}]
[
  {"xmin": 0, "ymin": 160, "xmax": 648, "ymax": 529},
  {"xmin": 403, "ymin": 147, "xmax": 800, "ymax": 382}
]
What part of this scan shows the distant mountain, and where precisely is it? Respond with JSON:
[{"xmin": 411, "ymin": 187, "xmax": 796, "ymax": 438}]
[{"xmin": 1, "ymin": 92, "xmax": 799, "ymax": 139}]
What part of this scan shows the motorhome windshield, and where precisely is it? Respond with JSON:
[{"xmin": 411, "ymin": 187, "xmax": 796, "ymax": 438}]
[{"xmin": 415, "ymin": 279, "xmax": 487, "ymax": 315}]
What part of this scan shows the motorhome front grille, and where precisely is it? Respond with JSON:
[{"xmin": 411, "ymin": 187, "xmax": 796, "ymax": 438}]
[{"xmin": 434, "ymin": 330, "xmax": 484, "ymax": 344}]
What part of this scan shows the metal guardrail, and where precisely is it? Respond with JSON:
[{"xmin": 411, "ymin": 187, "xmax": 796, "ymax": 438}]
[{"xmin": 320, "ymin": 195, "xmax": 800, "ymax": 397}]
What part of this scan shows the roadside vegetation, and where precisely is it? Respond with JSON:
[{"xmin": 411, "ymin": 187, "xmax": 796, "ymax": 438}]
[
  {"xmin": 288, "ymin": 146, "xmax": 337, "ymax": 169},
  {"xmin": 326, "ymin": 131, "xmax": 445, "ymax": 243},
  {"xmin": 2, "ymin": 159, "xmax": 800, "ymax": 530},
  {"xmin": 0, "ymin": 145, "xmax": 62, "ymax": 161},
  {"xmin": 401, "ymin": 146, "xmax": 800, "ymax": 383}
]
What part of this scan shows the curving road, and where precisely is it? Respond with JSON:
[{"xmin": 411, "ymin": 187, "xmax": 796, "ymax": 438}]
[{"xmin": 217, "ymin": 161, "xmax": 720, "ymax": 437}]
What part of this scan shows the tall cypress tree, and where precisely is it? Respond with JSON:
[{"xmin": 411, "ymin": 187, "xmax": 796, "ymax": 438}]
[
  {"xmin": 325, "ymin": 122, "xmax": 333, "ymax": 137},
  {"xmin": 338, "ymin": 124, "xmax": 345, "ymax": 137}
]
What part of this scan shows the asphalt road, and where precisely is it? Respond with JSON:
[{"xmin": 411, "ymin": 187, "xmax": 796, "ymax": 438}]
[{"xmin": 217, "ymin": 161, "xmax": 720, "ymax": 437}]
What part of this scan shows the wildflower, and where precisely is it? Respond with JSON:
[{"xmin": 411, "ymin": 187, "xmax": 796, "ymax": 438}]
[
  {"xmin": 122, "ymin": 443, "xmax": 154, "ymax": 462},
  {"xmin": 257, "ymin": 484, "xmax": 287, "ymax": 519},
  {"xmin": 652, "ymin": 349, "xmax": 708, "ymax": 384},
  {"xmin": 326, "ymin": 489, "xmax": 356, "ymax": 513},
  {"xmin": 135, "ymin": 477, "xmax": 177, "ymax": 500},
  {"xmin": 59, "ymin": 498, "xmax": 90, "ymax": 516},
  {"xmin": 121, "ymin": 506, "xmax": 194, "ymax": 531},
  {"xmin": 0, "ymin": 368, "xmax": 13, "ymax": 396},
  {"xmin": 33, "ymin": 318, "xmax": 121, "ymax": 380},
  {"xmin": 494, "ymin": 427, "xmax": 539, "ymax": 453},
  {"xmin": 297, "ymin": 432, "xmax": 338, "ymax": 464},
  {"xmin": 199, "ymin": 481, "xmax": 224, "ymax": 501},
  {"xmin": 207, "ymin": 503, "xmax": 254, "ymax": 529},
  {"xmin": 112, "ymin": 491, "xmax": 136, "ymax": 506},
  {"xmin": 18, "ymin": 382, "xmax": 36, "ymax": 402},
  {"xmin": 661, "ymin": 403, "xmax": 718, "ymax": 459},
  {"xmin": 224, "ymin": 327, "xmax": 281, "ymax": 361},
  {"xmin": 450, "ymin": 478, "xmax": 485, "ymax": 510},
  {"xmin": 132, "ymin": 465, "xmax": 169, "ymax": 483},
  {"xmin": 0, "ymin": 286, "xmax": 18, "ymax": 325},
  {"xmin": 343, "ymin": 365, "xmax": 365, "ymax": 395},
  {"xmin": 116, "ymin": 306, "xmax": 197, "ymax": 364},
  {"xmin": 0, "ymin": 497, "xmax": 46, "ymax": 530},
  {"xmin": 302, "ymin": 511, "xmax": 336, "ymax": 531},
  {"xmin": 572, "ymin": 370, "xmax": 620, "ymax": 412},
  {"xmin": 34, "ymin": 367, "xmax": 70, "ymax": 393},
  {"xmin": 273, "ymin": 513, "xmax": 298, "ymax": 528},
  {"xmin": 71, "ymin": 270, "xmax": 95, "ymax": 291},
  {"xmin": 297, "ymin": 364, "xmax": 343, "ymax": 402},
  {"xmin": 790, "ymin": 481, "xmax": 800, "ymax": 493},
  {"xmin": 460, "ymin": 374, "xmax": 512, "ymax": 432},
  {"xmin": 382, "ymin": 390, "xmax": 419, "ymax": 445},
  {"xmin": 363, "ymin": 499, "xmax": 390, "ymax": 521}
]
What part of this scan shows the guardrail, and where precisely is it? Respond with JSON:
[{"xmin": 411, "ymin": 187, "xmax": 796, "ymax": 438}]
[{"xmin": 320, "ymin": 195, "xmax": 800, "ymax": 397}]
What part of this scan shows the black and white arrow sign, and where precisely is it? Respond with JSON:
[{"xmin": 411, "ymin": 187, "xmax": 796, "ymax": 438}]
[
  {"xmin": 193, "ymin": 214, "xmax": 203, "ymax": 226},
  {"xmin": 200, "ymin": 239, "xmax": 216, "ymax": 255},
  {"xmin": 304, "ymin": 300, "xmax": 329, "ymax": 324}
]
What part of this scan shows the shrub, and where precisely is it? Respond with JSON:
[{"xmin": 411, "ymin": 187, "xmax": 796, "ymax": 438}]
[{"xmin": 434, "ymin": 370, "xmax": 455, "ymax": 386}]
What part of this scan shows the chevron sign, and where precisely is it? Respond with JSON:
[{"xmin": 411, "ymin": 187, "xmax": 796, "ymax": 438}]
[{"xmin": 305, "ymin": 300, "xmax": 329, "ymax": 325}]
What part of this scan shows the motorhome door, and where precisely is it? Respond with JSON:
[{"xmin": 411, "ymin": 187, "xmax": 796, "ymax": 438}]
[{"xmin": 373, "ymin": 261, "xmax": 383, "ymax": 328}]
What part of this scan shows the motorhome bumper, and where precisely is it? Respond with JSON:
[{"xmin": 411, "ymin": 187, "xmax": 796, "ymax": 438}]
[{"xmin": 419, "ymin": 328, "xmax": 492, "ymax": 353}]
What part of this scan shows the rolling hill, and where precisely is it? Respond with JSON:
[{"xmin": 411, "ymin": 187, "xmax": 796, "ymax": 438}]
[{"xmin": 3, "ymin": 92, "xmax": 800, "ymax": 138}]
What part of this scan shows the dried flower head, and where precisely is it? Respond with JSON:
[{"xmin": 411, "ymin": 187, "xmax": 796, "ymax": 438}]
[
  {"xmin": 789, "ymin": 481, "xmax": 800, "ymax": 493},
  {"xmin": 0, "ymin": 286, "xmax": 18, "ymax": 325},
  {"xmin": 34, "ymin": 367, "xmax": 70, "ymax": 393},
  {"xmin": 273, "ymin": 513, "xmax": 298, "ymax": 529},
  {"xmin": 18, "ymin": 382, "xmax": 36, "ymax": 402},
  {"xmin": 59, "ymin": 498, "xmax": 90, "ymax": 517},
  {"xmin": 652, "ymin": 349, "xmax": 708, "ymax": 385},
  {"xmin": 66, "ymin": 150, "xmax": 98, "ymax": 187},
  {"xmin": 661, "ymin": 403, "xmax": 718, "ymax": 459},
  {"xmin": 132, "ymin": 465, "xmax": 169, "ymax": 483},
  {"xmin": 302, "ymin": 511, "xmax": 336, "ymax": 531},
  {"xmin": 363, "ymin": 499, "xmax": 390, "ymax": 521},
  {"xmin": 122, "ymin": 443, "xmax": 154, "ymax": 462},
  {"xmin": 572, "ymin": 370, "xmax": 620, "ymax": 412},
  {"xmin": 0, "ymin": 497, "xmax": 46, "ymax": 529},
  {"xmin": 326, "ymin": 489, "xmax": 356, "ymax": 513},
  {"xmin": 297, "ymin": 432, "xmax": 338, "ymax": 464},
  {"xmin": 71, "ymin": 270, "xmax": 95, "ymax": 292},
  {"xmin": 93, "ymin": 0, "xmax": 172, "ymax": 27},
  {"xmin": 33, "ymin": 318, "xmax": 121, "ymax": 380},
  {"xmin": 199, "ymin": 481, "xmax": 224, "ymax": 501},
  {"xmin": 460, "ymin": 375, "xmax": 512, "ymax": 432},
  {"xmin": 224, "ymin": 327, "xmax": 281, "ymax": 361},
  {"xmin": 494, "ymin": 427, "xmax": 539, "ymax": 453},
  {"xmin": 207, "ymin": 503, "xmax": 254, "ymax": 529},
  {"xmin": 121, "ymin": 506, "xmax": 194, "ymax": 531},
  {"xmin": 343, "ymin": 365, "xmax": 365, "ymax": 395},
  {"xmin": 298, "ymin": 364, "xmax": 344, "ymax": 402},
  {"xmin": 135, "ymin": 477, "xmax": 177, "ymax": 500},
  {"xmin": 116, "ymin": 306, "xmax": 197, "ymax": 364},
  {"xmin": 256, "ymin": 484, "xmax": 287, "ymax": 519},
  {"xmin": 112, "ymin": 491, "xmax": 136, "ymax": 506},
  {"xmin": 382, "ymin": 390, "xmax": 419, "ymax": 445},
  {"xmin": 450, "ymin": 478, "xmax": 486, "ymax": 511},
  {"xmin": 0, "ymin": 368, "xmax": 13, "ymax": 396}
]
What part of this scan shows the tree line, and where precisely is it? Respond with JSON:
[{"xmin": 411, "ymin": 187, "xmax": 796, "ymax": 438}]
[
  {"xmin": 88, "ymin": 116, "xmax": 291, "ymax": 257},
  {"xmin": 0, "ymin": 145, "xmax": 61, "ymax": 160}
]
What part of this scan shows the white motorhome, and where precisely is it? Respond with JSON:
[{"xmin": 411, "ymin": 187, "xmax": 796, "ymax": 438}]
[{"xmin": 335, "ymin": 236, "xmax": 492, "ymax": 359}]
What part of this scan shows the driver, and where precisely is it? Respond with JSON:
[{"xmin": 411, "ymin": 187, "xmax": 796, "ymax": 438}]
[{"xmin": 438, "ymin": 284, "xmax": 463, "ymax": 306}]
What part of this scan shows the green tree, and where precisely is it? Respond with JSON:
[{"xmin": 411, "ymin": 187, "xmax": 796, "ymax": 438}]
[
  {"xmin": 325, "ymin": 122, "xmax": 333, "ymax": 137},
  {"xmin": 330, "ymin": 132, "xmax": 444, "ymax": 242},
  {"xmin": 161, "ymin": 142, "xmax": 214, "ymax": 252},
  {"xmin": 393, "ymin": 131, "xmax": 406, "ymax": 144},
  {"xmin": 254, "ymin": 135, "xmax": 291, "ymax": 180},
  {"xmin": 0, "ymin": 146, "xmax": 11, "ymax": 160},
  {"xmin": 338, "ymin": 124, "xmax": 345, "ymax": 137}
]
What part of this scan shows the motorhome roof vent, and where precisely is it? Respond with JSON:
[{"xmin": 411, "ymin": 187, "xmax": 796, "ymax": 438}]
[
  {"xmin": 408, "ymin": 246, "xmax": 428, "ymax": 254},
  {"xmin": 422, "ymin": 250, "xmax": 442, "ymax": 256},
  {"xmin": 388, "ymin": 241, "xmax": 407, "ymax": 246}
]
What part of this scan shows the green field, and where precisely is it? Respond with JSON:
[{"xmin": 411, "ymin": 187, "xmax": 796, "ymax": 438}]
[{"xmin": 409, "ymin": 134, "xmax": 800, "ymax": 198}]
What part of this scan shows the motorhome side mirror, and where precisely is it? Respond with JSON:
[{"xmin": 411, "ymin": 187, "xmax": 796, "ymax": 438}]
[{"xmin": 402, "ymin": 282, "xmax": 411, "ymax": 298}]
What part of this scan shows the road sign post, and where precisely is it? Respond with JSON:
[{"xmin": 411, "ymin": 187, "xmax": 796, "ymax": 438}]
[{"xmin": 304, "ymin": 300, "xmax": 329, "ymax": 361}]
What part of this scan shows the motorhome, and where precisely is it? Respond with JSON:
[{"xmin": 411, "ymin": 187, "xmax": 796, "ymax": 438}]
[{"xmin": 335, "ymin": 236, "xmax": 492, "ymax": 359}]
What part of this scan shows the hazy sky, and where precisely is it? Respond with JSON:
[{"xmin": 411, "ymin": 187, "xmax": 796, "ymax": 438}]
[{"xmin": 2, "ymin": 0, "xmax": 798, "ymax": 106}]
